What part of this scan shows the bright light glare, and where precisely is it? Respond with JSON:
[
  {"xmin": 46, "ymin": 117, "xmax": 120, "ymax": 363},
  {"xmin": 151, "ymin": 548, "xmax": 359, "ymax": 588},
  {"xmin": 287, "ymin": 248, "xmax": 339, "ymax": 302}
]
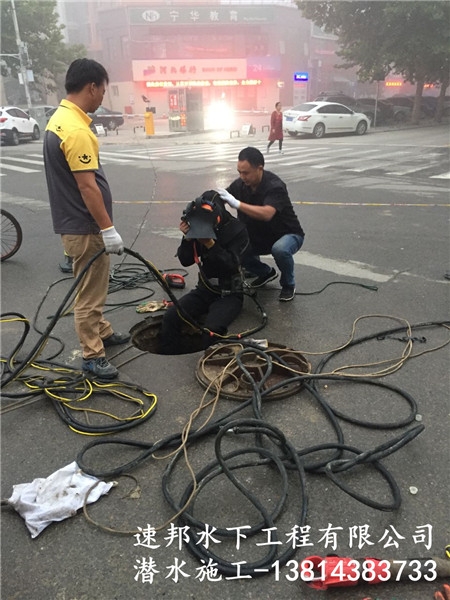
[{"xmin": 204, "ymin": 101, "xmax": 234, "ymax": 131}]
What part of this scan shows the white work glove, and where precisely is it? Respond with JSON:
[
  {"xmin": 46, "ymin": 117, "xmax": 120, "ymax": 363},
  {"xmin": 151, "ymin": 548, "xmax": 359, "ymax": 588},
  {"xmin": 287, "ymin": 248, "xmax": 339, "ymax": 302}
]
[
  {"xmin": 216, "ymin": 188, "xmax": 241, "ymax": 210},
  {"xmin": 101, "ymin": 226, "xmax": 124, "ymax": 255}
]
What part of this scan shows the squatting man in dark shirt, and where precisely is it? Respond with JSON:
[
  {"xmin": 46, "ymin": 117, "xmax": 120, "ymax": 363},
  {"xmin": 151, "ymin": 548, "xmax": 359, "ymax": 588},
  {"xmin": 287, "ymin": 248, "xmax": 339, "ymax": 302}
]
[
  {"xmin": 159, "ymin": 191, "xmax": 249, "ymax": 354},
  {"xmin": 217, "ymin": 146, "xmax": 304, "ymax": 302},
  {"xmin": 44, "ymin": 59, "xmax": 129, "ymax": 380}
]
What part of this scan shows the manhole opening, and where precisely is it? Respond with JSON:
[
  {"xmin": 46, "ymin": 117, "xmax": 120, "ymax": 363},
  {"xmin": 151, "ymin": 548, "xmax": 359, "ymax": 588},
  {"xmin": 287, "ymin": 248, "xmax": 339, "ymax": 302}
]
[
  {"xmin": 130, "ymin": 319, "xmax": 312, "ymax": 402},
  {"xmin": 130, "ymin": 315, "xmax": 204, "ymax": 355}
]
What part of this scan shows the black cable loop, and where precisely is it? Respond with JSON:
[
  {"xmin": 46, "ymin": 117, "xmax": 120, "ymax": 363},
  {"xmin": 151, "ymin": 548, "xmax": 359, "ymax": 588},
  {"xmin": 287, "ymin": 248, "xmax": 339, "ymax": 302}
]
[
  {"xmin": 76, "ymin": 396, "xmax": 256, "ymax": 478},
  {"xmin": 233, "ymin": 346, "xmax": 273, "ymax": 421},
  {"xmin": 0, "ymin": 312, "xmax": 31, "ymax": 373},
  {"xmin": 165, "ymin": 447, "xmax": 290, "ymax": 535},
  {"xmin": 49, "ymin": 383, "xmax": 157, "ymax": 436},
  {"xmin": 322, "ymin": 446, "xmax": 403, "ymax": 512},
  {"xmin": 124, "ymin": 247, "xmax": 268, "ymax": 342},
  {"xmin": 161, "ymin": 418, "xmax": 308, "ymax": 577},
  {"xmin": 5, "ymin": 248, "xmax": 442, "ymax": 574},
  {"xmin": 71, "ymin": 327, "xmax": 436, "ymax": 575},
  {"xmin": 1, "ymin": 250, "xmax": 105, "ymax": 389},
  {"xmin": 314, "ymin": 320, "xmax": 450, "ymax": 376},
  {"xmin": 256, "ymin": 372, "xmax": 418, "ymax": 430}
]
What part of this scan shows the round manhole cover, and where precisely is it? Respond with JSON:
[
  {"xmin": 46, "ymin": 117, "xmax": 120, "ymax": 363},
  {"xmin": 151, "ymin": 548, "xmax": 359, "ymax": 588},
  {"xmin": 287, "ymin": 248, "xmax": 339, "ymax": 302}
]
[{"xmin": 196, "ymin": 342, "xmax": 311, "ymax": 400}]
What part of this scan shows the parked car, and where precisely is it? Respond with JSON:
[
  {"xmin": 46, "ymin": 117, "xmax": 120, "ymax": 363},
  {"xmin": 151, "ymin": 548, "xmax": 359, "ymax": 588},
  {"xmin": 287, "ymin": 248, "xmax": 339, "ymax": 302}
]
[
  {"xmin": 283, "ymin": 101, "xmax": 370, "ymax": 138},
  {"xmin": 353, "ymin": 98, "xmax": 396, "ymax": 125},
  {"xmin": 313, "ymin": 91, "xmax": 357, "ymax": 107},
  {"xmin": 88, "ymin": 105, "xmax": 124, "ymax": 131},
  {"xmin": 313, "ymin": 92, "xmax": 390, "ymax": 126},
  {"xmin": 26, "ymin": 105, "xmax": 57, "ymax": 121},
  {"xmin": 419, "ymin": 95, "xmax": 450, "ymax": 118},
  {"xmin": 380, "ymin": 98, "xmax": 412, "ymax": 123},
  {"xmin": 0, "ymin": 106, "xmax": 40, "ymax": 145},
  {"xmin": 384, "ymin": 96, "xmax": 430, "ymax": 120}
]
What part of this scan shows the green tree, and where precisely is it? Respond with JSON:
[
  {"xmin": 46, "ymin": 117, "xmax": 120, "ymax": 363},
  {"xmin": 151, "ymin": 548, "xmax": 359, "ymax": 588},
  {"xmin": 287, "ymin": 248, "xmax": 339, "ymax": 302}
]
[
  {"xmin": 382, "ymin": 2, "xmax": 450, "ymax": 122},
  {"xmin": 297, "ymin": 1, "xmax": 450, "ymax": 122},
  {"xmin": 1, "ymin": 0, "xmax": 85, "ymax": 100}
]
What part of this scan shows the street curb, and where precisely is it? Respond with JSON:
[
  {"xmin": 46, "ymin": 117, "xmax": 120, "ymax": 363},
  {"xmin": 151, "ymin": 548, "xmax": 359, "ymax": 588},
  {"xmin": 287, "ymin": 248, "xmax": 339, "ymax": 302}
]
[{"xmin": 97, "ymin": 117, "xmax": 448, "ymax": 147}]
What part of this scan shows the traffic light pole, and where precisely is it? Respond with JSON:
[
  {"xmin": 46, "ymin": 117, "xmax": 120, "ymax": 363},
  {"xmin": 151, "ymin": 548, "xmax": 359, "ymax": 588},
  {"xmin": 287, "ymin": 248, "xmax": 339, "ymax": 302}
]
[{"xmin": 10, "ymin": 0, "xmax": 32, "ymax": 110}]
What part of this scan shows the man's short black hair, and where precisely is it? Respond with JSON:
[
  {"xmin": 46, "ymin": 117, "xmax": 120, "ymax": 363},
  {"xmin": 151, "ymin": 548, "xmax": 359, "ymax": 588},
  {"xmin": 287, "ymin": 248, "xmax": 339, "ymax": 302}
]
[
  {"xmin": 238, "ymin": 146, "xmax": 265, "ymax": 168},
  {"xmin": 65, "ymin": 58, "xmax": 109, "ymax": 94}
]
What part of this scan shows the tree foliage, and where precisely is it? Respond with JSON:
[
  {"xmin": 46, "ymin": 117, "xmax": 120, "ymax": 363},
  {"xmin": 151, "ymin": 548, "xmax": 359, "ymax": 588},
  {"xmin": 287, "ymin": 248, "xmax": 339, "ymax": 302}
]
[
  {"xmin": 1, "ymin": 0, "xmax": 85, "ymax": 95},
  {"xmin": 296, "ymin": 1, "xmax": 450, "ymax": 121}
]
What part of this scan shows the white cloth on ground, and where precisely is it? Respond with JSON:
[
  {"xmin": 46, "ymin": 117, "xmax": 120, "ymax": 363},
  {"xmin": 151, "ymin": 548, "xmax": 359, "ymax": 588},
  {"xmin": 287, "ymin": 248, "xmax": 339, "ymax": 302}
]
[{"xmin": 7, "ymin": 461, "xmax": 114, "ymax": 538}]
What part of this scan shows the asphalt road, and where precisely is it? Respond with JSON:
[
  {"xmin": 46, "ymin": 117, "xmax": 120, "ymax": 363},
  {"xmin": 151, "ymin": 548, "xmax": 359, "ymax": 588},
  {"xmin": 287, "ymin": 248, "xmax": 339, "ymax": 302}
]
[{"xmin": 1, "ymin": 124, "xmax": 449, "ymax": 600}]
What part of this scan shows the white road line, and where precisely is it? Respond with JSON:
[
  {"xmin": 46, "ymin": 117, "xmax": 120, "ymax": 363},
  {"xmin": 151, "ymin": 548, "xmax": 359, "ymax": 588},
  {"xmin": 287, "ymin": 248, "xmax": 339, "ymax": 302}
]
[
  {"xmin": 266, "ymin": 157, "xmax": 337, "ymax": 168},
  {"xmin": 162, "ymin": 147, "xmax": 238, "ymax": 158},
  {"xmin": 100, "ymin": 151, "xmax": 150, "ymax": 161},
  {"xmin": 293, "ymin": 251, "xmax": 392, "ymax": 282},
  {"xmin": 312, "ymin": 149, "xmax": 411, "ymax": 170},
  {"xmin": 2, "ymin": 192, "xmax": 49, "ymax": 209},
  {"xmin": 386, "ymin": 163, "xmax": 446, "ymax": 175},
  {"xmin": 0, "ymin": 163, "xmax": 40, "ymax": 173},
  {"xmin": 270, "ymin": 147, "xmax": 360, "ymax": 167},
  {"xmin": 150, "ymin": 230, "xmax": 394, "ymax": 283},
  {"xmin": 430, "ymin": 172, "xmax": 450, "ymax": 179},
  {"xmin": 1, "ymin": 157, "xmax": 44, "ymax": 165},
  {"xmin": 100, "ymin": 156, "xmax": 133, "ymax": 163}
]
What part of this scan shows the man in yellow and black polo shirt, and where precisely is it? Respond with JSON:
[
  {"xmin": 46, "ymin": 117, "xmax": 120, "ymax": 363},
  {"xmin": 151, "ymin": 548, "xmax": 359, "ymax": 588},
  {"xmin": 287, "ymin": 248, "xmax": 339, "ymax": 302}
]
[{"xmin": 44, "ymin": 58, "xmax": 129, "ymax": 379}]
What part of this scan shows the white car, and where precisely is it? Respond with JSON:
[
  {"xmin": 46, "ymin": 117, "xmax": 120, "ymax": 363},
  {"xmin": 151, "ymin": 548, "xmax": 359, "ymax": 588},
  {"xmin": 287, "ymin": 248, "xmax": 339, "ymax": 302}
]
[
  {"xmin": 0, "ymin": 106, "xmax": 41, "ymax": 145},
  {"xmin": 283, "ymin": 101, "xmax": 370, "ymax": 138}
]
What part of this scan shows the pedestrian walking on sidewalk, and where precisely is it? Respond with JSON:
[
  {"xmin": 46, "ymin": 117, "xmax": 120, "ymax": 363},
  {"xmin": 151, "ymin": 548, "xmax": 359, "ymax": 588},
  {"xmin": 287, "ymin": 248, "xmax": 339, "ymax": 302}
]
[
  {"xmin": 44, "ymin": 58, "xmax": 130, "ymax": 380},
  {"xmin": 267, "ymin": 102, "xmax": 284, "ymax": 154},
  {"xmin": 217, "ymin": 146, "xmax": 304, "ymax": 302}
]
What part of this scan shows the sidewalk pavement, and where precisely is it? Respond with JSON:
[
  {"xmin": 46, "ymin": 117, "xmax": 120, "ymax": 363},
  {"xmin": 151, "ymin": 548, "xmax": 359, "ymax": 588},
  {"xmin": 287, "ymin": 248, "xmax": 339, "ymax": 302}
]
[
  {"xmin": 99, "ymin": 113, "xmax": 272, "ymax": 146},
  {"xmin": 99, "ymin": 112, "xmax": 445, "ymax": 147}
]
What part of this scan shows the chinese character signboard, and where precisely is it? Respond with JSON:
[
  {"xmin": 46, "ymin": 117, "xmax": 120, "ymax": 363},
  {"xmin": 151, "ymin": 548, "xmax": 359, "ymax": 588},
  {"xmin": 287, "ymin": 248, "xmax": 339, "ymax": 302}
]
[
  {"xmin": 129, "ymin": 6, "xmax": 275, "ymax": 25},
  {"xmin": 132, "ymin": 59, "xmax": 248, "ymax": 82}
]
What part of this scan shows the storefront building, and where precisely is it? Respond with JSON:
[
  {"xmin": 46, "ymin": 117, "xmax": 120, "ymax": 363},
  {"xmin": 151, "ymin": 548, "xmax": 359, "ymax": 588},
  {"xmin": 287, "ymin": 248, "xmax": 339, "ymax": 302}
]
[{"xmin": 95, "ymin": 2, "xmax": 330, "ymax": 121}]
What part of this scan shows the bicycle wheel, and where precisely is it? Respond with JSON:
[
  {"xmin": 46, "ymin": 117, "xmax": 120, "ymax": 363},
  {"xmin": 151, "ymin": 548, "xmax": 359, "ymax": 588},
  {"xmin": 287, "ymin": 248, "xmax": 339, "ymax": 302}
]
[{"xmin": 1, "ymin": 209, "xmax": 23, "ymax": 261}]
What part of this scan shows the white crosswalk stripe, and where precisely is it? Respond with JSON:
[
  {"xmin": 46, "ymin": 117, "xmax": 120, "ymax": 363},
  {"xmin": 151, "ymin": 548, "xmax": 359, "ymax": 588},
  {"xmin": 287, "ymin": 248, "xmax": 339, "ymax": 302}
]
[
  {"xmin": 0, "ymin": 144, "xmax": 448, "ymax": 183},
  {"xmin": 0, "ymin": 162, "xmax": 40, "ymax": 173},
  {"xmin": 431, "ymin": 172, "xmax": 450, "ymax": 179},
  {"xmin": 100, "ymin": 150, "xmax": 146, "ymax": 162},
  {"xmin": 1, "ymin": 156, "xmax": 44, "ymax": 165}
]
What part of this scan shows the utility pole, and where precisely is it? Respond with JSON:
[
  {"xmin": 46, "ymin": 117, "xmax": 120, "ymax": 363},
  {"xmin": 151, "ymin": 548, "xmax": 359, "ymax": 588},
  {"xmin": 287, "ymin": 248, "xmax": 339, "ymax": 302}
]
[{"xmin": 10, "ymin": 0, "xmax": 32, "ymax": 110}]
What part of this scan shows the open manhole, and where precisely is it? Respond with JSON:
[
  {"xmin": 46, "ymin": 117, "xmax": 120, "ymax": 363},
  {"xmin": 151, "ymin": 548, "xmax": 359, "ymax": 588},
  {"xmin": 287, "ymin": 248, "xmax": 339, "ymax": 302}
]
[
  {"xmin": 195, "ymin": 342, "xmax": 311, "ymax": 400},
  {"xmin": 130, "ymin": 314, "xmax": 204, "ymax": 355},
  {"xmin": 130, "ymin": 318, "xmax": 311, "ymax": 400}
]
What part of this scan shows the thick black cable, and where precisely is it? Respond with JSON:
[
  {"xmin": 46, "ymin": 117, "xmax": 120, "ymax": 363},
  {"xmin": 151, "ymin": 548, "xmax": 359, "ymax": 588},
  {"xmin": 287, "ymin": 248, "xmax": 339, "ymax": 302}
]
[
  {"xmin": 295, "ymin": 280, "xmax": 379, "ymax": 295},
  {"xmin": 0, "ymin": 312, "xmax": 31, "ymax": 374},
  {"xmin": 124, "ymin": 247, "xmax": 268, "ymax": 341},
  {"xmin": 1, "ymin": 250, "xmax": 105, "ymax": 388},
  {"xmin": 314, "ymin": 320, "xmax": 450, "ymax": 376},
  {"xmin": 3, "ymin": 249, "xmax": 439, "ymax": 576},
  {"xmin": 159, "ymin": 417, "xmax": 308, "ymax": 577},
  {"xmin": 77, "ymin": 353, "xmax": 422, "ymax": 476},
  {"xmin": 1, "ymin": 248, "xmax": 267, "ymax": 403},
  {"xmin": 74, "ymin": 335, "xmax": 430, "ymax": 579}
]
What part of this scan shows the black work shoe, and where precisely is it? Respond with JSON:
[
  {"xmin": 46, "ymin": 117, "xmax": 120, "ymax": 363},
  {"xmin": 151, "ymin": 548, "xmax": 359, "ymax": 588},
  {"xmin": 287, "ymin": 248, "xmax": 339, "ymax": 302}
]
[
  {"xmin": 103, "ymin": 332, "xmax": 131, "ymax": 347},
  {"xmin": 59, "ymin": 255, "xmax": 73, "ymax": 274},
  {"xmin": 249, "ymin": 268, "xmax": 278, "ymax": 289},
  {"xmin": 279, "ymin": 286, "xmax": 296, "ymax": 302},
  {"xmin": 82, "ymin": 357, "xmax": 118, "ymax": 379}
]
